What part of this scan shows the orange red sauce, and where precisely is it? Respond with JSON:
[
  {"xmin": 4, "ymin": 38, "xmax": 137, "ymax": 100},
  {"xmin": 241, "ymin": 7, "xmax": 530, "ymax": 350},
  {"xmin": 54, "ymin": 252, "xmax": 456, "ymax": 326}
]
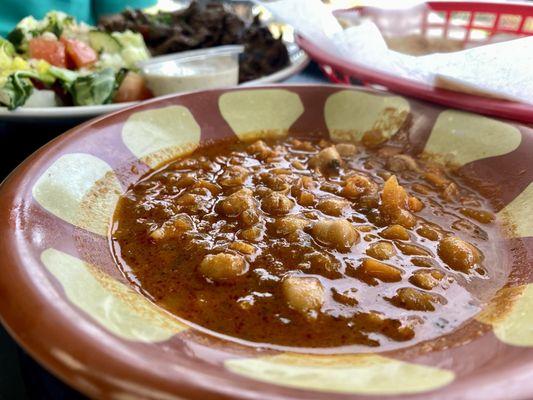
[{"xmin": 112, "ymin": 135, "xmax": 510, "ymax": 350}]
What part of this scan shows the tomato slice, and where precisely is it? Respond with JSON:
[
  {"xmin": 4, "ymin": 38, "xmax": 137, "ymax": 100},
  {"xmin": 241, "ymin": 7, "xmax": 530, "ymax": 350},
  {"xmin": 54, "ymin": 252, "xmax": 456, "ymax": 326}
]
[
  {"xmin": 28, "ymin": 38, "xmax": 67, "ymax": 68},
  {"xmin": 60, "ymin": 37, "xmax": 98, "ymax": 69},
  {"xmin": 113, "ymin": 72, "xmax": 153, "ymax": 103}
]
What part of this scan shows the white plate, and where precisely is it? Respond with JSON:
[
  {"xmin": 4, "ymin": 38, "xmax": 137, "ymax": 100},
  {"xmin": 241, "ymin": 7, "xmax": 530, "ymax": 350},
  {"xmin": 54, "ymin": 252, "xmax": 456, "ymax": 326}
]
[{"xmin": 0, "ymin": 45, "xmax": 309, "ymax": 122}]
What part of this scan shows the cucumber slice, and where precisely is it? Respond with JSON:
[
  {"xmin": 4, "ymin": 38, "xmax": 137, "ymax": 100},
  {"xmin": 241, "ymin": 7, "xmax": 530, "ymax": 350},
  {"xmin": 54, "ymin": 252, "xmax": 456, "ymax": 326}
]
[{"xmin": 89, "ymin": 31, "xmax": 121, "ymax": 54}]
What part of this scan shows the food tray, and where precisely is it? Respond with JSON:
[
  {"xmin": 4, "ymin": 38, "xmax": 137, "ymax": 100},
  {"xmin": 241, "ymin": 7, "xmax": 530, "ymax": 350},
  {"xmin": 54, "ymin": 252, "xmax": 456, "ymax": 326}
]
[{"xmin": 296, "ymin": 1, "xmax": 533, "ymax": 123}]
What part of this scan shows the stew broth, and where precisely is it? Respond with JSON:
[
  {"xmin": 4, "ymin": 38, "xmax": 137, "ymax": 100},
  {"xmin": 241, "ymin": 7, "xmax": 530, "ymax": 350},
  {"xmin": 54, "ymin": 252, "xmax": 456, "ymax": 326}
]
[{"xmin": 111, "ymin": 135, "xmax": 510, "ymax": 351}]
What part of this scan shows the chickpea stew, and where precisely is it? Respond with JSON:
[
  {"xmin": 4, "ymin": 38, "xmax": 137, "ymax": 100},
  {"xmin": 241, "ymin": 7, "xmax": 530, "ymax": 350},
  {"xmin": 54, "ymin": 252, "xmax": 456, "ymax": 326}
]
[{"xmin": 111, "ymin": 134, "xmax": 511, "ymax": 351}]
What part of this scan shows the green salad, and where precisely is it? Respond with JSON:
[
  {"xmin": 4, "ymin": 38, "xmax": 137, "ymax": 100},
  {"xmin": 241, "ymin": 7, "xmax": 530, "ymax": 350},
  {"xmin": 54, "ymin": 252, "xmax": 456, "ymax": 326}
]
[{"xmin": 0, "ymin": 11, "xmax": 152, "ymax": 109}]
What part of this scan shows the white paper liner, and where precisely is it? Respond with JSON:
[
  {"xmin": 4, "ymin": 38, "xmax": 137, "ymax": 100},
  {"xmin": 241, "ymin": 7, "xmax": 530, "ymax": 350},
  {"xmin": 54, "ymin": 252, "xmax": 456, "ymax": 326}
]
[{"xmin": 258, "ymin": 0, "xmax": 533, "ymax": 105}]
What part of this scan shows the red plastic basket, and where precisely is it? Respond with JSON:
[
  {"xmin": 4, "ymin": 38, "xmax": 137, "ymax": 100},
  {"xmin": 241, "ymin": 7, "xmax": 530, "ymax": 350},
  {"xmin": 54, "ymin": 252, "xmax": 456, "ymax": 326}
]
[{"xmin": 296, "ymin": 2, "xmax": 533, "ymax": 123}]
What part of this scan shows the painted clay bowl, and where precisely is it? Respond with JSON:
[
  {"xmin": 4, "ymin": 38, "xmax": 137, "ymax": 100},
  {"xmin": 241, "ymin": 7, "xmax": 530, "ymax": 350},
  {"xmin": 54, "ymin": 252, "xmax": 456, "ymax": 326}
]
[{"xmin": 0, "ymin": 85, "xmax": 532, "ymax": 400}]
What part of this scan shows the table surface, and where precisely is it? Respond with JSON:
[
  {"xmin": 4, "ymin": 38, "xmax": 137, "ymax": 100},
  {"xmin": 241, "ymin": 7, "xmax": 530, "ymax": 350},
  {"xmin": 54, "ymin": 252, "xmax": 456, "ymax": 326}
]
[{"xmin": 0, "ymin": 63, "xmax": 327, "ymax": 400}]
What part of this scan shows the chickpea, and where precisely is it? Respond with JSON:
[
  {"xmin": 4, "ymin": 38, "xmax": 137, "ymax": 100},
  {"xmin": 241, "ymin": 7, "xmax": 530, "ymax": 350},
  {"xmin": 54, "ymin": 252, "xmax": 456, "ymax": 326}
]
[
  {"xmin": 254, "ymin": 186, "xmax": 271, "ymax": 198},
  {"xmin": 317, "ymin": 197, "xmax": 350, "ymax": 216},
  {"xmin": 460, "ymin": 208, "xmax": 495, "ymax": 224},
  {"xmin": 424, "ymin": 172, "xmax": 449, "ymax": 188},
  {"xmin": 282, "ymin": 275, "xmax": 324, "ymax": 316},
  {"xmin": 291, "ymin": 139, "xmax": 315, "ymax": 152},
  {"xmin": 438, "ymin": 236, "xmax": 482, "ymax": 272},
  {"xmin": 412, "ymin": 257, "xmax": 437, "ymax": 268},
  {"xmin": 361, "ymin": 129, "xmax": 387, "ymax": 148},
  {"xmin": 355, "ymin": 225, "xmax": 374, "ymax": 233},
  {"xmin": 240, "ymin": 209, "xmax": 259, "ymax": 226},
  {"xmin": 306, "ymin": 252, "xmax": 339, "ymax": 276},
  {"xmin": 218, "ymin": 166, "xmax": 249, "ymax": 187},
  {"xmin": 247, "ymin": 140, "xmax": 276, "ymax": 159},
  {"xmin": 359, "ymin": 258, "xmax": 402, "ymax": 282},
  {"xmin": 396, "ymin": 242, "xmax": 431, "ymax": 256},
  {"xmin": 239, "ymin": 226, "xmax": 263, "ymax": 242},
  {"xmin": 318, "ymin": 139, "xmax": 330, "ymax": 148},
  {"xmin": 408, "ymin": 196, "xmax": 424, "ymax": 212},
  {"xmin": 377, "ymin": 171, "xmax": 392, "ymax": 182},
  {"xmin": 193, "ymin": 180, "xmax": 221, "ymax": 195},
  {"xmin": 175, "ymin": 174, "xmax": 195, "ymax": 188},
  {"xmin": 331, "ymin": 287, "xmax": 358, "ymax": 306},
  {"xmin": 300, "ymin": 176, "xmax": 316, "ymax": 189},
  {"xmin": 341, "ymin": 174, "xmax": 377, "ymax": 199},
  {"xmin": 320, "ymin": 182, "xmax": 340, "ymax": 195},
  {"xmin": 335, "ymin": 143, "xmax": 357, "ymax": 157},
  {"xmin": 417, "ymin": 225, "xmax": 441, "ymax": 241},
  {"xmin": 189, "ymin": 187, "xmax": 211, "ymax": 197},
  {"xmin": 176, "ymin": 192, "xmax": 199, "ymax": 207},
  {"xmin": 380, "ymin": 224, "xmax": 409, "ymax": 241},
  {"xmin": 386, "ymin": 154, "xmax": 418, "ymax": 172},
  {"xmin": 261, "ymin": 173, "xmax": 291, "ymax": 192},
  {"xmin": 377, "ymin": 146, "xmax": 401, "ymax": 157},
  {"xmin": 246, "ymin": 140, "xmax": 270, "ymax": 154},
  {"xmin": 274, "ymin": 216, "xmax": 310, "ymax": 236},
  {"xmin": 412, "ymin": 183, "xmax": 433, "ymax": 195},
  {"xmin": 297, "ymin": 191, "xmax": 316, "ymax": 207},
  {"xmin": 219, "ymin": 188, "xmax": 255, "ymax": 217},
  {"xmin": 390, "ymin": 287, "xmax": 442, "ymax": 311},
  {"xmin": 442, "ymin": 183, "xmax": 459, "ymax": 202},
  {"xmin": 262, "ymin": 192, "xmax": 294, "ymax": 215},
  {"xmin": 385, "ymin": 320, "xmax": 416, "ymax": 341},
  {"xmin": 396, "ymin": 209, "xmax": 417, "ymax": 228},
  {"xmin": 291, "ymin": 160, "xmax": 306, "ymax": 170},
  {"xmin": 363, "ymin": 312, "xmax": 386, "ymax": 330},
  {"xmin": 366, "ymin": 241, "xmax": 396, "ymax": 260},
  {"xmin": 409, "ymin": 270, "xmax": 444, "ymax": 290},
  {"xmin": 309, "ymin": 146, "xmax": 342, "ymax": 173},
  {"xmin": 229, "ymin": 241, "xmax": 255, "ymax": 255},
  {"xmin": 150, "ymin": 214, "xmax": 193, "ymax": 240},
  {"xmin": 199, "ymin": 253, "xmax": 247, "ymax": 282},
  {"xmin": 311, "ymin": 219, "xmax": 359, "ymax": 252},
  {"xmin": 360, "ymin": 195, "xmax": 380, "ymax": 211}
]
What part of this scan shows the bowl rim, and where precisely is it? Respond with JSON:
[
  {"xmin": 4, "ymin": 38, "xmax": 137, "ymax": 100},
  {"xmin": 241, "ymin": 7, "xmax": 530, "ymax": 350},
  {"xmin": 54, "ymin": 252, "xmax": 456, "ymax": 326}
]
[{"xmin": 1, "ymin": 83, "xmax": 532, "ymax": 400}]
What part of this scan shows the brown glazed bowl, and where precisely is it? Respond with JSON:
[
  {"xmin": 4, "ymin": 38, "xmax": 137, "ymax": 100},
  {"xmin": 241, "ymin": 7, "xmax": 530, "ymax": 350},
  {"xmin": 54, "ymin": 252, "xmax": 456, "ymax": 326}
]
[{"xmin": 0, "ymin": 85, "xmax": 532, "ymax": 400}]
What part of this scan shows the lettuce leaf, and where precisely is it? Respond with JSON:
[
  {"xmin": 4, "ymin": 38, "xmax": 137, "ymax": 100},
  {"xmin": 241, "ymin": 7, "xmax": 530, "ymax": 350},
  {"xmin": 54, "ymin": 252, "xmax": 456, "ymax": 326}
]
[
  {"xmin": 69, "ymin": 67, "xmax": 118, "ymax": 106},
  {"xmin": 48, "ymin": 66, "xmax": 78, "ymax": 86},
  {"xmin": 0, "ymin": 71, "xmax": 36, "ymax": 109},
  {"xmin": 0, "ymin": 37, "xmax": 15, "ymax": 57}
]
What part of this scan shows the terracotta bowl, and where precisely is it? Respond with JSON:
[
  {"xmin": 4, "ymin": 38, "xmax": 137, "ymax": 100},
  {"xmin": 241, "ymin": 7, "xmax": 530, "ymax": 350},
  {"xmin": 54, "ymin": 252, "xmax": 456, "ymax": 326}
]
[{"xmin": 0, "ymin": 85, "xmax": 532, "ymax": 400}]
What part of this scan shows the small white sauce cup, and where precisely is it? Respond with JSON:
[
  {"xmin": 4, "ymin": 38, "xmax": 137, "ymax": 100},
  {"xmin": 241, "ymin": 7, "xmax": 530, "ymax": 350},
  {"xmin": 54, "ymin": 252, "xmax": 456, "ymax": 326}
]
[{"xmin": 138, "ymin": 45, "xmax": 244, "ymax": 96}]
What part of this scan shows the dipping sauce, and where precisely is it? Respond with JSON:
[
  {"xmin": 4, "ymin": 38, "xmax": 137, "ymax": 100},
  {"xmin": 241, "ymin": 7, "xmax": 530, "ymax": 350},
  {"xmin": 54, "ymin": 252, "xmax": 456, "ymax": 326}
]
[
  {"xmin": 111, "ymin": 135, "xmax": 510, "ymax": 351},
  {"xmin": 141, "ymin": 52, "xmax": 239, "ymax": 96}
]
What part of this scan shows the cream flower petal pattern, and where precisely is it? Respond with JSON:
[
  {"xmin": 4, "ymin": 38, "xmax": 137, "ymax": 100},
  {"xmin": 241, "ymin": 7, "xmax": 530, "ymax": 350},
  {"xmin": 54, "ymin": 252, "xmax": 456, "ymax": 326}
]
[
  {"xmin": 324, "ymin": 90, "xmax": 410, "ymax": 142},
  {"xmin": 478, "ymin": 284, "xmax": 533, "ymax": 347},
  {"xmin": 122, "ymin": 106, "xmax": 201, "ymax": 169},
  {"xmin": 32, "ymin": 153, "xmax": 122, "ymax": 236},
  {"xmin": 491, "ymin": 284, "xmax": 533, "ymax": 347},
  {"xmin": 424, "ymin": 110, "xmax": 521, "ymax": 166},
  {"xmin": 225, "ymin": 353, "xmax": 454, "ymax": 395},
  {"xmin": 41, "ymin": 248, "xmax": 187, "ymax": 342},
  {"xmin": 219, "ymin": 89, "xmax": 304, "ymax": 140},
  {"xmin": 497, "ymin": 182, "xmax": 533, "ymax": 238}
]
